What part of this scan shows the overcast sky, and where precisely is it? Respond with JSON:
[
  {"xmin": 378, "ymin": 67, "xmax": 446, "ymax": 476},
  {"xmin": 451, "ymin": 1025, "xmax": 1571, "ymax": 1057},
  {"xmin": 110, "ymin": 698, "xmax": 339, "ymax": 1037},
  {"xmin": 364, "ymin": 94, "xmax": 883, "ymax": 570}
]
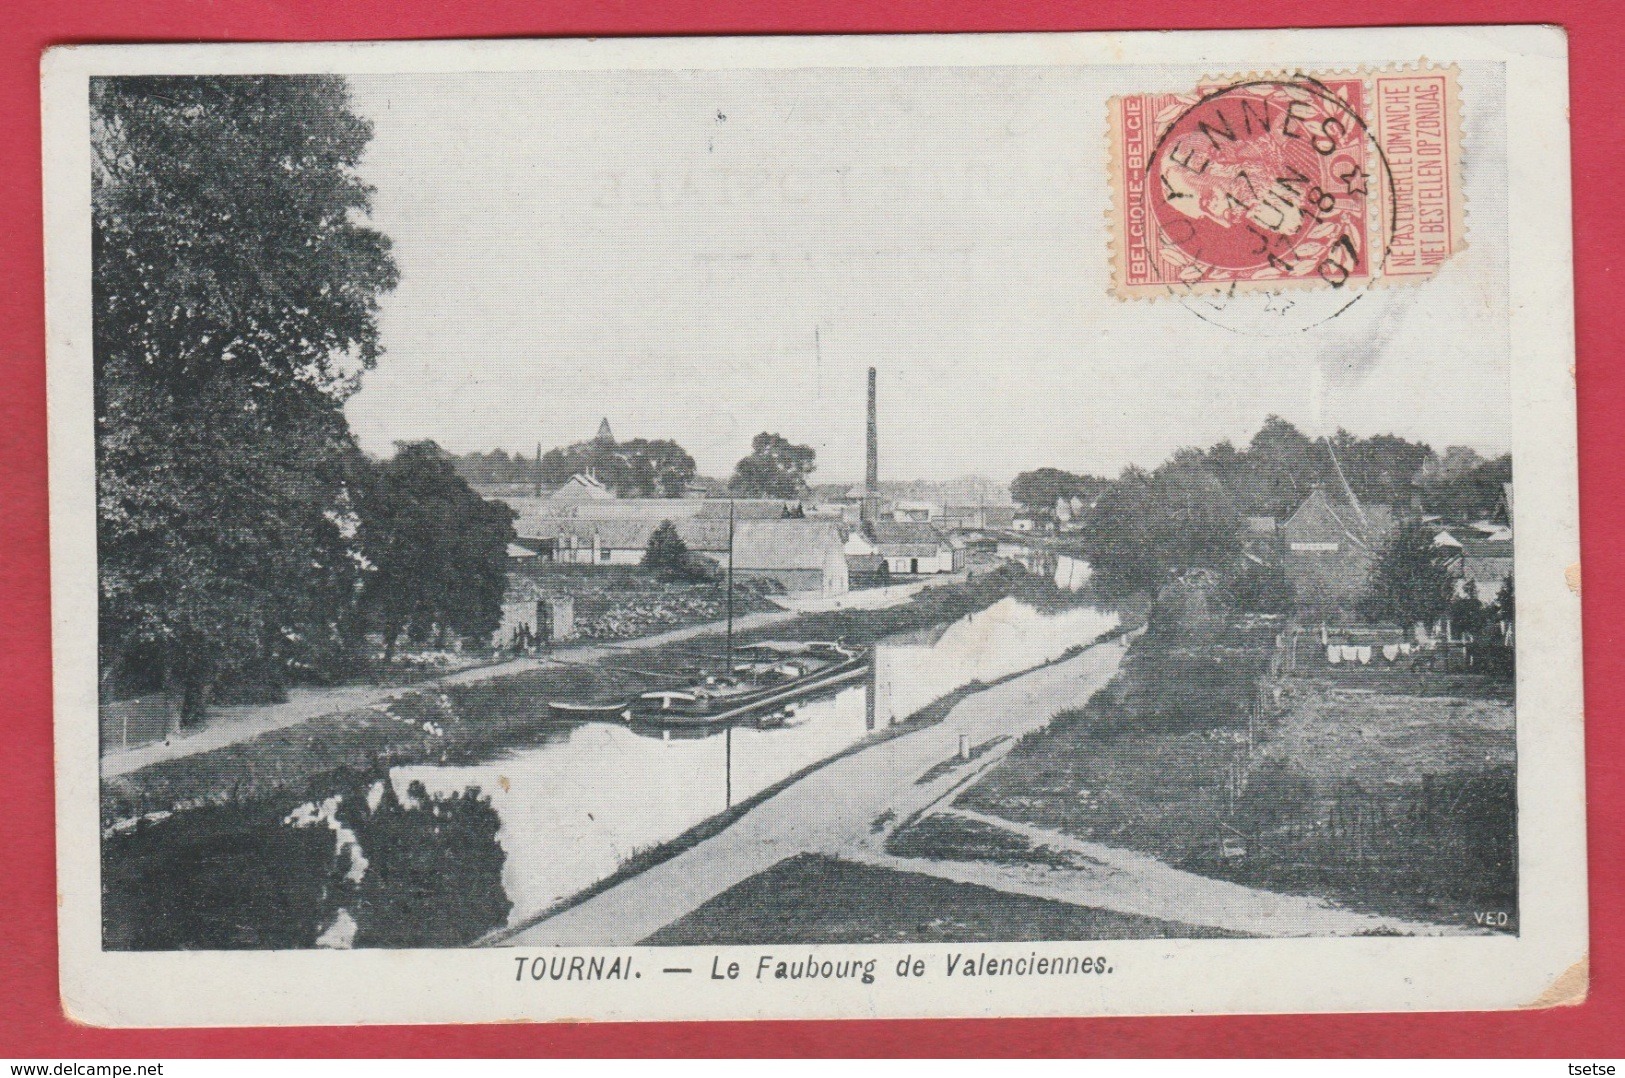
[{"xmin": 343, "ymin": 64, "xmax": 1509, "ymax": 484}]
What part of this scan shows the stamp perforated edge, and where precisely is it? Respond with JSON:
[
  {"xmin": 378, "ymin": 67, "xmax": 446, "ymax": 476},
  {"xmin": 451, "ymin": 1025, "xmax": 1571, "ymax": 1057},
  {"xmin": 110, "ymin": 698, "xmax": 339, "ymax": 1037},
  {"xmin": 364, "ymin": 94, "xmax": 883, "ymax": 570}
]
[{"xmin": 1106, "ymin": 62, "xmax": 1466, "ymax": 301}]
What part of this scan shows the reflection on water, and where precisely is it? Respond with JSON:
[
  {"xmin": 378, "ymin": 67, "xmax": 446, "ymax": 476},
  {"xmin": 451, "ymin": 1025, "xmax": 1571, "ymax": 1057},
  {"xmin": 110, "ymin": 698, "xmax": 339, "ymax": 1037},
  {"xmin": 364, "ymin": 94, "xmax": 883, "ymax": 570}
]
[
  {"xmin": 102, "ymin": 776, "xmax": 510, "ymax": 950},
  {"xmin": 395, "ymin": 687, "xmax": 871, "ymax": 924},
  {"xmin": 397, "ymin": 597, "xmax": 1119, "ymax": 927},
  {"xmin": 102, "ymin": 593, "xmax": 1118, "ymax": 948},
  {"xmin": 872, "ymin": 597, "xmax": 1115, "ymax": 725}
]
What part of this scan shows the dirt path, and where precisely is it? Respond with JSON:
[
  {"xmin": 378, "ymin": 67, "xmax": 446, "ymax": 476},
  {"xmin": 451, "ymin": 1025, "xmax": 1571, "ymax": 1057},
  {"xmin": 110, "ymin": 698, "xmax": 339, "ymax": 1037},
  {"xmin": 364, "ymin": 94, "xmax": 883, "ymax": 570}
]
[
  {"xmin": 497, "ymin": 636, "xmax": 1133, "ymax": 946},
  {"xmin": 850, "ymin": 807, "xmax": 1474, "ymax": 937},
  {"xmin": 100, "ymin": 608, "xmax": 800, "ymax": 779}
]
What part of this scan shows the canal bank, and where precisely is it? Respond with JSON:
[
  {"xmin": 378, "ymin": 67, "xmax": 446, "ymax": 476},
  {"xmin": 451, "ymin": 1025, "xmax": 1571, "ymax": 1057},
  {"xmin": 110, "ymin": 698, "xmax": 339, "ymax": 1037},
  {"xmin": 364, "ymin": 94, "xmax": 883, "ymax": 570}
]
[
  {"xmin": 100, "ymin": 566, "xmax": 1131, "ymax": 949},
  {"xmin": 100, "ymin": 567, "xmax": 1030, "ymax": 822},
  {"xmin": 496, "ymin": 632, "xmax": 1134, "ymax": 947}
]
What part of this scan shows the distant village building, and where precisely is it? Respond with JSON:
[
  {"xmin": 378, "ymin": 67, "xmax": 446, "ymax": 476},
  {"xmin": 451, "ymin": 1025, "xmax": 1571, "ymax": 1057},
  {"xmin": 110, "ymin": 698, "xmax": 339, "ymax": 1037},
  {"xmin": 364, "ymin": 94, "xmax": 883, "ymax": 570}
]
[
  {"xmin": 891, "ymin": 501, "xmax": 937, "ymax": 523},
  {"xmin": 505, "ymin": 503, "xmax": 849, "ymax": 595},
  {"xmin": 1431, "ymin": 516, "xmax": 1515, "ymax": 604},
  {"xmin": 492, "ymin": 593, "xmax": 574, "ymax": 650},
  {"xmin": 549, "ymin": 472, "xmax": 613, "ymax": 501},
  {"xmin": 936, "ymin": 504, "xmax": 1016, "ymax": 532},
  {"xmin": 729, "ymin": 519, "xmax": 849, "ymax": 596},
  {"xmin": 1458, "ymin": 538, "xmax": 1515, "ymax": 603},
  {"xmin": 1281, "ymin": 488, "xmax": 1396, "ymax": 619},
  {"xmin": 870, "ymin": 521, "xmax": 959, "ymax": 575}
]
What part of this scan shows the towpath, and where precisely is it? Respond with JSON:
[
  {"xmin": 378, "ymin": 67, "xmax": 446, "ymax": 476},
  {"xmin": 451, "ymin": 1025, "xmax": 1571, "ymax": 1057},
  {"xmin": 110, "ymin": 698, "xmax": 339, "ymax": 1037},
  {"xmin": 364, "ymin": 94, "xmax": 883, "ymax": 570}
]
[
  {"xmin": 501, "ymin": 631, "xmax": 1469, "ymax": 943},
  {"xmin": 498, "ymin": 637, "xmax": 1132, "ymax": 946},
  {"xmin": 101, "ymin": 607, "xmax": 801, "ymax": 779},
  {"xmin": 103, "ymin": 568, "xmax": 990, "ymax": 778},
  {"xmin": 842, "ymin": 808, "xmax": 1468, "ymax": 937}
]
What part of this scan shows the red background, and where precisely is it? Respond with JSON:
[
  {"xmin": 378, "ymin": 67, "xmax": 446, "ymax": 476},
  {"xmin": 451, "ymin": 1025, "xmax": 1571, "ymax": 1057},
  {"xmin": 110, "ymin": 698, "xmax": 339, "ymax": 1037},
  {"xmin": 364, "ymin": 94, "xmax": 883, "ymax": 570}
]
[{"xmin": 2, "ymin": 0, "xmax": 1618, "ymax": 1058}]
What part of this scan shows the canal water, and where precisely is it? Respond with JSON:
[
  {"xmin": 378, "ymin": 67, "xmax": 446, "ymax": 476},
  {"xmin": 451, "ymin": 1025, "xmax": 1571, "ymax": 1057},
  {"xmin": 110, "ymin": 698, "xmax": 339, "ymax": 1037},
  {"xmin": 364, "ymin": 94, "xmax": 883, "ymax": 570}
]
[
  {"xmin": 103, "ymin": 595, "xmax": 1117, "ymax": 949},
  {"xmin": 392, "ymin": 597, "xmax": 1118, "ymax": 933}
]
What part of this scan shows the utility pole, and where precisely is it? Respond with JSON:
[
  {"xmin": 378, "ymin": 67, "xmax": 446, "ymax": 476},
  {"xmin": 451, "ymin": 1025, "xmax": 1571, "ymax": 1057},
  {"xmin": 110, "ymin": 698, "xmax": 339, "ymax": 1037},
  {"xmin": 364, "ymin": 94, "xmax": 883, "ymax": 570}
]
[
  {"xmin": 724, "ymin": 495, "xmax": 736, "ymax": 809},
  {"xmin": 725, "ymin": 495, "xmax": 735, "ymax": 676}
]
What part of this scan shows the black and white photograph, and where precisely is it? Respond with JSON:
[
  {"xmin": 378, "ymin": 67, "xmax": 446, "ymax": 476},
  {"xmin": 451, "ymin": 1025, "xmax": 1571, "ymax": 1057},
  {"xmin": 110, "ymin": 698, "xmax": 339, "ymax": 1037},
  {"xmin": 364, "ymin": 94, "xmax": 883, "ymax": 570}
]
[{"xmin": 44, "ymin": 28, "xmax": 1584, "ymax": 1025}]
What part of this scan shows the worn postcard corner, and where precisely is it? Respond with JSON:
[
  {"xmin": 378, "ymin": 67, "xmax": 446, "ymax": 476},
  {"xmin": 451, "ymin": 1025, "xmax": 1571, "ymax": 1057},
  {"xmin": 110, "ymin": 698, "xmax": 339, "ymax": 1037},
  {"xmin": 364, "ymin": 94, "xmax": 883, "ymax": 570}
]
[
  {"xmin": 43, "ymin": 26, "xmax": 1583, "ymax": 1028},
  {"xmin": 1521, "ymin": 955, "xmax": 1589, "ymax": 1010}
]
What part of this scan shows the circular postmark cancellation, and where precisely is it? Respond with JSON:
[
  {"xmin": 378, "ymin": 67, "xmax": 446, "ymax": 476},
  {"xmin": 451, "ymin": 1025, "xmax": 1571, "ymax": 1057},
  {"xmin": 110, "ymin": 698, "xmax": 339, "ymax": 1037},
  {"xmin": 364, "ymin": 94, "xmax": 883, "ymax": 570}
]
[
  {"xmin": 1108, "ymin": 66, "xmax": 1464, "ymax": 334},
  {"xmin": 1146, "ymin": 77, "xmax": 1393, "ymax": 295}
]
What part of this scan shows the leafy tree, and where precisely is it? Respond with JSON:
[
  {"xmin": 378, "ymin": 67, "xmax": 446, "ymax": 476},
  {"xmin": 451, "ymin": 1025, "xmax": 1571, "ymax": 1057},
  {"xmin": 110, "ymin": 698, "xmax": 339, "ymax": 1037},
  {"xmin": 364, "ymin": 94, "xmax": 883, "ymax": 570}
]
[
  {"xmin": 1332, "ymin": 430, "xmax": 1433, "ymax": 509},
  {"xmin": 729, "ymin": 432, "xmax": 817, "ymax": 498},
  {"xmin": 1200, "ymin": 418, "xmax": 1431, "ymax": 519},
  {"xmin": 1239, "ymin": 415, "xmax": 1329, "ymax": 518},
  {"xmin": 451, "ymin": 448, "xmax": 539, "ymax": 488},
  {"xmin": 93, "ymin": 75, "xmax": 398, "ymax": 721},
  {"xmin": 642, "ymin": 520, "xmax": 689, "ymax": 574},
  {"xmin": 1419, "ymin": 445, "xmax": 1490, "ymax": 484},
  {"xmin": 1012, "ymin": 467, "xmax": 1078, "ymax": 515},
  {"xmin": 1420, "ymin": 453, "xmax": 1512, "ymax": 521},
  {"xmin": 611, "ymin": 439, "xmax": 699, "ymax": 497},
  {"xmin": 1361, "ymin": 522, "xmax": 1458, "ymax": 627},
  {"xmin": 1449, "ymin": 591, "xmax": 1490, "ymax": 641},
  {"xmin": 356, "ymin": 442, "xmax": 516, "ymax": 659},
  {"xmin": 537, "ymin": 436, "xmax": 696, "ymax": 497},
  {"xmin": 1010, "ymin": 467, "xmax": 1111, "ymax": 520},
  {"xmin": 1076, "ymin": 455, "xmax": 1241, "ymax": 599},
  {"xmin": 1493, "ymin": 573, "xmax": 1515, "ymax": 626},
  {"xmin": 1231, "ymin": 549, "xmax": 1292, "ymax": 614}
]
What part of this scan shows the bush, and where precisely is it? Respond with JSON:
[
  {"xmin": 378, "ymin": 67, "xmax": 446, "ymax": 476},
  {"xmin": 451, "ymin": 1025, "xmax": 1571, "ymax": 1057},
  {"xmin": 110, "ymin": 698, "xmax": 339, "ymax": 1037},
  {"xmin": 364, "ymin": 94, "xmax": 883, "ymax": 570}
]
[
  {"xmin": 679, "ymin": 551, "xmax": 722, "ymax": 584},
  {"xmin": 1149, "ymin": 570, "xmax": 1233, "ymax": 643},
  {"xmin": 642, "ymin": 520, "xmax": 689, "ymax": 575}
]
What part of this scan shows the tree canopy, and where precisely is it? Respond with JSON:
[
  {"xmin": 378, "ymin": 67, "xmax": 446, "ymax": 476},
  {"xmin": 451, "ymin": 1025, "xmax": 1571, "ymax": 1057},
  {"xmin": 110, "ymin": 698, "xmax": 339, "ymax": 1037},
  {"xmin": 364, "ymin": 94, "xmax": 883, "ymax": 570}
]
[
  {"xmin": 356, "ymin": 442, "xmax": 516, "ymax": 657},
  {"xmin": 1361, "ymin": 522, "xmax": 1459, "ymax": 627},
  {"xmin": 1076, "ymin": 456, "xmax": 1242, "ymax": 597},
  {"xmin": 1047, "ymin": 415, "xmax": 1504, "ymax": 607},
  {"xmin": 729, "ymin": 432, "xmax": 817, "ymax": 498},
  {"xmin": 94, "ymin": 76, "xmax": 400, "ymax": 717},
  {"xmin": 1010, "ymin": 467, "xmax": 1110, "ymax": 517},
  {"xmin": 526, "ymin": 436, "xmax": 698, "ymax": 497},
  {"xmin": 641, "ymin": 520, "xmax": 690, "ymax": 575}
]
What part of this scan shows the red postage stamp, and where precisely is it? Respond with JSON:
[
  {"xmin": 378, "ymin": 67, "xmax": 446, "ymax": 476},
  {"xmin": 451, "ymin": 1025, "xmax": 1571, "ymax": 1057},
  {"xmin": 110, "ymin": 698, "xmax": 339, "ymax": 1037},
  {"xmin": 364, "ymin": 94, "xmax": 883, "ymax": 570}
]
[{"xmin": 1108, "ymin": 65, "xmax": 1464, "ymax": 298}]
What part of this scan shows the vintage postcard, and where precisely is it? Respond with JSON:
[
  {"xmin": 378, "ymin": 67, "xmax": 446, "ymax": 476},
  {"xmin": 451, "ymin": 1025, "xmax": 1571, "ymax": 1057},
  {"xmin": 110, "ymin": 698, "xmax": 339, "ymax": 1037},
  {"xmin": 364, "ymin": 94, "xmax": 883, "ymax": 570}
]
[{"xmin": 44, "ymin": 27, "xmax": 1584, "ymax": 1027}]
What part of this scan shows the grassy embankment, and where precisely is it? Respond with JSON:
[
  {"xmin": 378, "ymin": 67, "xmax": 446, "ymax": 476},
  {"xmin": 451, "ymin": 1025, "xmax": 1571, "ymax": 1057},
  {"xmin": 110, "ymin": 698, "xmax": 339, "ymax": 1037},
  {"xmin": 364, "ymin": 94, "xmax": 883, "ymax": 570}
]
[
  {"xmin": 102, "ymin": 565, "xmax": 781, "ymax": 750},
  {"xmin": 931, "ymin": 620, "xmax": 1517, "ymax": 931}
]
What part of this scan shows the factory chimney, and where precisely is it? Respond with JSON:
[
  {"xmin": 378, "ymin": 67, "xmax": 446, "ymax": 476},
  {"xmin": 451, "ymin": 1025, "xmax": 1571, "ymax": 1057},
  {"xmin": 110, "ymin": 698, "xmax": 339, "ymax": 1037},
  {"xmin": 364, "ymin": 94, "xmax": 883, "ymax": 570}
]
[{"xmin": 863, "ymin": 367, "xmax": 881, "ymax": 530}]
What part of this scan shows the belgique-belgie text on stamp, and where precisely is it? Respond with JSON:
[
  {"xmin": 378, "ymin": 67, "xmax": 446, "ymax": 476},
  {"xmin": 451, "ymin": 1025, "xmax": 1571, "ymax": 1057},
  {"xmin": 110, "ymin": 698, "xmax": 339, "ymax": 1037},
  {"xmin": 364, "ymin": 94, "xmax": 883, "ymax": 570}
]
[{"xmin": 1109, "ymin": 65, "xmax": 1465, "ymax": 299}]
